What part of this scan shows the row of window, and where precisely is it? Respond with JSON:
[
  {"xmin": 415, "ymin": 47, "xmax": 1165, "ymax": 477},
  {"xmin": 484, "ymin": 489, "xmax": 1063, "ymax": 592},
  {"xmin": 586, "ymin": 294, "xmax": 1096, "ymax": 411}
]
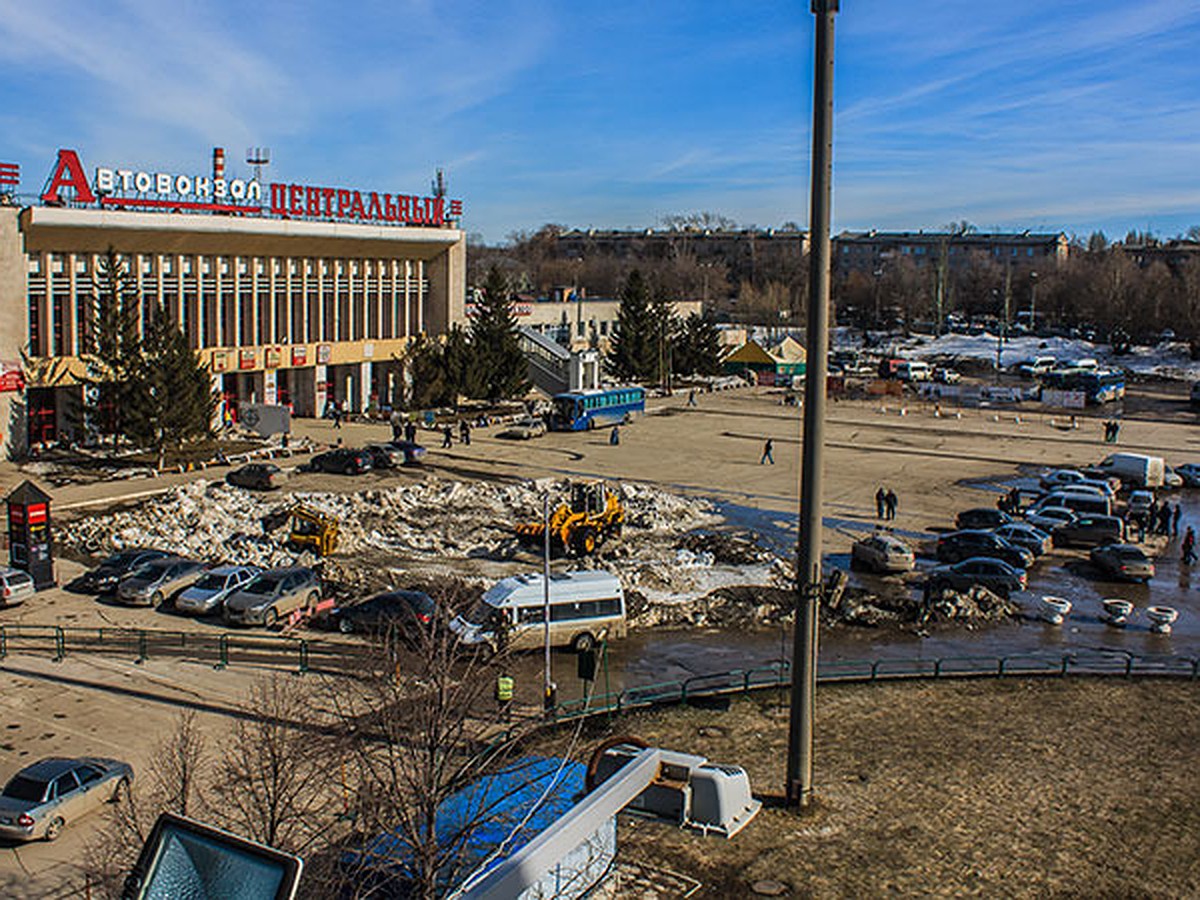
[
  {"xmin": 25, "ymin": 253, "xmax": 429, "ymax": 357},
  {"xmin": 27, "ymin": 285, "xmax": 427, "ymax": 358},
  {"xmin": 29, "ymin": 253, "xmax": 413, "ymax": 280},
  {"xmin": 515, "ymin": 597, "xmax": 624, "ymax": 624}
]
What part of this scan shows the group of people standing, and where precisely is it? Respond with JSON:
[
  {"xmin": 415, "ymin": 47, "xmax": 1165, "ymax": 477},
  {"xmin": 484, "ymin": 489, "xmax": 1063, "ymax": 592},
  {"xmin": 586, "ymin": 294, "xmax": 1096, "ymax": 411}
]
[
  {"xmin": 874, "ymin": 487, "xmax": 899, "ymax": 521},
  {"xmin": 1127, "ymin": 497, "xmax": 1180, "ymax": 542}
]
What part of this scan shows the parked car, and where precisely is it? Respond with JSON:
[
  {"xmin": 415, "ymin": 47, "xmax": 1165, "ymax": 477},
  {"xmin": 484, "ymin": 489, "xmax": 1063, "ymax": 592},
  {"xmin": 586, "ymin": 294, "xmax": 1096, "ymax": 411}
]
[
  {"xmin": 935, "ymin": 531, "xmax": 1033, "ymax": 569},
  {"xmin": 1162, "ymin": 466, "xmax": 1184, "ymax": 489},
  {"xmin": 308, "ymin": 448, "xmax": 373, "ymax": 475},
  {"xmin": 0, "ymin": 757, "xmax": 133, "ymax": 842},
  {"xmin": 928, "ymin": 558, "xmax": 1027, "ymax": 598},
  {"xmin": 851, "ymin": 533, "xmax": 916, "ymax": 573},
  {"xmin": 932, "ymin": 367, "xmax": 961, "ymax": 384},
  {"xmin": 115, "ymin": 557, "xmax": 208, "ymax": 607},
  {"xmin": 1171, "ymin": 465, "xmax": 1200, "ymax": 487},
  {"xmin": 365, "ymin": 444, "xmax": 404, "ymax": 469},
  {"xmin": 330, "ymin": 589, "xmax": 437, "ymax": 637},
  {"xmin": 1024, "ymin": 506, "xmax": 1078, "ymax": 533},
  {"xmin": 369, "ymin": 441, "xmax": 427, "ymax": 467},
  {"xmin": 1052, "ymin": 515, "xmax": 1125, "ymax": 548},
  {"xmin": 1175, "ymin": 463, "xmax": 1200, "ymax": 488},
  {"xmin": 1039, "ymin": 469, "xmax": 1086, "ymax": 491},
  {"xmin": 1126, "ymin": 490, "xmax": 1155, "ymax": 519},
  {"xmin": 1018, "ymin": 356, "xmax": 1057, "ymax": 378},
  {"xmin": 0, "ymin": 565, "xmax": 35, "ymax": 607},
  {"xmin": 75, "ymin": 548, "xmax": 172, "ymax": 594},
  {"xmin": 991, "ymin": 523, "xmax": 1053, "ymax": 557},
  {"xmin": 226, "ymin": 463, "xmax": 288, "ymax": 491},
  {"xmin": 174, "ymin": 565, "xmax": 262, "ymax": 616},
  {"xmin": 955, "ymin": 508, "xmax": 1013, "ymax": 531},
  {"xmin": 223, "ymin": 567, "xmax": 322, "ymax": 627},
  {"xmin": 499, "ymin": 417, "xmax": 548, "ymax": 440},
  {"xmin": 1090, "ymin": 543, "xmax": 1155, "ymax": 583}
]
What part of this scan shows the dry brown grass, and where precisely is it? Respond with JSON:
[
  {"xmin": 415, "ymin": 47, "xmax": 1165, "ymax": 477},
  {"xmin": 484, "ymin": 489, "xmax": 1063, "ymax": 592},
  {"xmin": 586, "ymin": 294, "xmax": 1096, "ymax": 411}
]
[{"xmin": 541, "ymin": 678, "xmax": 1200, "ymax": 898}]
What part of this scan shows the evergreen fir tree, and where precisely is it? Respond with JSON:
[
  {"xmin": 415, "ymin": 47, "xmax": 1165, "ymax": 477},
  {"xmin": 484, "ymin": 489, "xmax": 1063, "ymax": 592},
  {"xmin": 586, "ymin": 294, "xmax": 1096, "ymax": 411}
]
[
  {"xmin": 606, "ymin": 269, "xmax": 658, "ymax": 381},
  {"xmin": 649, "ymin": 287, "xmax": 679, "ymax": 389},
  {"xmin": 82, "ymin": 249, "xmax": 142, "ymax": 443},
  {"xmin": 469, "ymin": 267, "xmax": 528, "ymax": 401},
  {"xmin": 408, "ymin": 334, "xmax": 451, "ymax": 409},
  {"xmin": 674, "ymin": 312, "xmax": 724, "ymax": 375},
  {"xmin": 126, "ymin": 301, "xmax": 217, "ymax": 468}
]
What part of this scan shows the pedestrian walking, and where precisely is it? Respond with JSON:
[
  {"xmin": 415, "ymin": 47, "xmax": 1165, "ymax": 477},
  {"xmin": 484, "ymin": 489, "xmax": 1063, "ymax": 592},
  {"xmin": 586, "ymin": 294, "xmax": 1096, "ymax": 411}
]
[
  {"xmin": 1172, "ymin": 503, "xmax": 1181, "ymax": 537},
  {"xmin": 1182, "ymin": 527, "xmax": 1197, "ymax": 565},
  {"xmin": 760, "ymin": 438, "xmax": 774, "ymax": 465},
  {"xmin": 687, "ymin": 389, "xmax": 697, "ymax": 407},
  {"xmin": 404, "ymin": 420, "xmax": 417, "ymax": 443},
  {"xmin": 495, "ymin": 672, "xmax": 515, "ymax": 721},
  {"xmin": 885, "ymin": 488, "xmax": 898, "ymax": 521},
  {"xmin": 875, "ymin": 487, "xmax": 886, "ymax": 520},
  {"xmin": 1157, "ymin": 503, "xmax": 1171, "ymax": 536},
  {"xmin": 332, "ymin": 401, "xmax": 342, "ymax": 430},
  {"xmin": 460, "ymin": 420, "xmax": 471, "ymax": 446},
  {"xmin": 609, "ymin": 424, "xmax": 620, "ymax": 446},
  {"xmin": 441, "ymin": 424, "xmax": 453, "ymax": 448}
]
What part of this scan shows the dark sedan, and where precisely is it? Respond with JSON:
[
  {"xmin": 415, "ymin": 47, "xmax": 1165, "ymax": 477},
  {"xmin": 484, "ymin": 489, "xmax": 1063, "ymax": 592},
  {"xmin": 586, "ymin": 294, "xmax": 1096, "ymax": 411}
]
[
  {"xmin": 1090, "ymin": 543, "xmax": 1155, "ymax": 582},
  {"xmin": 309, "ymin": 448, "xmax": 373, "ymax": 475},
  {"xmin": 1052, "ymin": 515, "xmax": 1125, "ymax": 548},
  {"xmin": 331, "ymin": 589, "xmax": 437, "ymax": 638},
  {"xmin": 928, "ymin": 558, "xmax": 1027, "ymax": 598},
  {"xmin": 226, "ymin": 462, "xmax": 288, "ymax": 490},
  {"xmin": 955, "ymin": 508, "xmax": 1013, "ymax": 531},
  {"xmin": 74, "ymin": 548, "xmax": 172, "ymax": 595},
  {"xmin": 935, "ymin": 530, "xmax": 1034, "ymax": 570}
]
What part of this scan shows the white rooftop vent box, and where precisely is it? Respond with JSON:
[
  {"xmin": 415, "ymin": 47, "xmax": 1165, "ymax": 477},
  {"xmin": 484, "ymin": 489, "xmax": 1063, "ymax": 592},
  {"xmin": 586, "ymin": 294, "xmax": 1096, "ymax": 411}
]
[{"xmin": 592, "ymin": 743, "xmax": 761, "ymax": 838}]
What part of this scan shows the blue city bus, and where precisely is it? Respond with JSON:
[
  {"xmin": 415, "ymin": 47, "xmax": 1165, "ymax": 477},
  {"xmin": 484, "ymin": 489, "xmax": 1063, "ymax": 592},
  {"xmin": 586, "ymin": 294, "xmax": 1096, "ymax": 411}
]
[
  {"xmin": 550, "ymin": 387, "xmax": 646, "ymax": 431},
  {"xmin": 1044, "ymin": 369, "xmax": 1125, "ymax": 404}
]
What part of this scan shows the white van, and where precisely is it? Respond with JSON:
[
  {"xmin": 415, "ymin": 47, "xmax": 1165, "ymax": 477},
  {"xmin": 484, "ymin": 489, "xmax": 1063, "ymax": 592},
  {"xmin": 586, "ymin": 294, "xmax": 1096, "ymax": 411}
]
[
  {"xmin": 897, "ymin": 361, "xmax": 932, "ymax": 382},
  {"xmin": 1091, "ymin": 453, "xmax": 1165, "ymax": 488},
  {"xmin": 450, "ymin": 570, "xmax": 626, "ymax": 655}
]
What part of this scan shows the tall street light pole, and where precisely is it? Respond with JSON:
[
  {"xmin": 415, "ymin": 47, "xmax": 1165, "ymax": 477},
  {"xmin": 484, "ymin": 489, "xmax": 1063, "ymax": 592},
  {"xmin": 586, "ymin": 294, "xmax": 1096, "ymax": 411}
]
[{"xmin": 786, "ymin": 0, "xmax": 837, "ymax": 809}]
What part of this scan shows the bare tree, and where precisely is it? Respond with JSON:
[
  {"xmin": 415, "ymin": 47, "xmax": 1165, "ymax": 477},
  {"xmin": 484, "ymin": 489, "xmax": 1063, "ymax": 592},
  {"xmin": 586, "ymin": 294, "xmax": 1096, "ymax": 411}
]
[
  {"xmin": 320, "ymin": 582, "xmax": 536, "ymax": 900},
  {"xmin": 209, "ymin": 675, "xmax": 342, "ymax": 856},
  {"xmin": 81, "ymin": 710, "xmax": 207, "ymax": 898}
]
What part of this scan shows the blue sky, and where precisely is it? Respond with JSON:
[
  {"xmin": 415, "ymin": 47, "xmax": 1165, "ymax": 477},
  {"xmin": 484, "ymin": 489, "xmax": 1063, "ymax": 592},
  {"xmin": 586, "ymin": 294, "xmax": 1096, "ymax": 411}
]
[{"xmin": 1, "ymin": 0, "xmax": 1198, "ymax": 243}]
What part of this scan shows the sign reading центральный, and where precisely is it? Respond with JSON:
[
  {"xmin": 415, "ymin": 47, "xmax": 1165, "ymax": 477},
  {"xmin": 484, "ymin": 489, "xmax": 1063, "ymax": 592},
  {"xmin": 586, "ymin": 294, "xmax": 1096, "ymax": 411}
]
[{"xmin": 39, "ymin": 148, "xmax": 463, "ymax": 227}]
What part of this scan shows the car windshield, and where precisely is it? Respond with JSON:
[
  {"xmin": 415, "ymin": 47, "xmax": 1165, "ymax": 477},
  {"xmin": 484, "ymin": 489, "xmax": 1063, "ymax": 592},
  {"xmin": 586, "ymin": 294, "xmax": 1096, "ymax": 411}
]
[
  {"xmin": 2, "ymin": 776, "xmax": 47, "ymax": 802},
  {"xmin": 192, "ymin": 574, "xmax": 227, "ymax": 591},
  {"xmin": 128, "ymin": 562, "xmax": 167, "ymax": 579},
  {"xmin": 244, "ymin": 578, "xmax": 281, "ymax": 595},
  {"xmin": 464, "ymin": 599, "xmax": 500, "ymax": 628},
  {"xmin": 102, "ymin": 552, "xmax": 141, "ymax": 568}
]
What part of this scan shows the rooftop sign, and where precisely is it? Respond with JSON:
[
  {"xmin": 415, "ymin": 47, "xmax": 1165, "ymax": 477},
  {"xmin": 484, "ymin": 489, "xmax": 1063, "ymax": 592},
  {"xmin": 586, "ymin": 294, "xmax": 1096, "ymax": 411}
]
[{"xmin": 38, "ymin": 148, "xmax": 462, "ymax": 227}]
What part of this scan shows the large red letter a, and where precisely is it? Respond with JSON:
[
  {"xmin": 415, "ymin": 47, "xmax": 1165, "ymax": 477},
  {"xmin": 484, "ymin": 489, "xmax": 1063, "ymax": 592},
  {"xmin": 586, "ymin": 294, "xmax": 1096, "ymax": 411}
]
[{"xmin": 41, "ymin": 149, "xmax": 95, "ymax": 204}]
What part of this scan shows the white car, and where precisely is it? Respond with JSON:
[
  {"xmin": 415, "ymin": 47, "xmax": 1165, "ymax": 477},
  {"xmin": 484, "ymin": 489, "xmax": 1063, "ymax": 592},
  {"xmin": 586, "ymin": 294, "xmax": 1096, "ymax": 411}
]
[
  {"xmin": 174, "ymin": 565, "xmax": 262, "ymax": 616},
  {"xmin": 1039, "ymin": 469, "xmax": 1086, "ymax": 491},
  {"xmin": 0, "ymin": 566, "xmax": 35, "ymax": 607},
  {"xmin": 851, "ymin": 533, "xmax": 915, "ymax": 573},
  {"xmin": 499, "ymin": 417, "xmax": 548, "ymax": 440},
  {"xmin": 1019, "ymin": 356, "xmax": 1057, "ymax": 378},
  {"xmin": 1163, "ymin": 466, "xmax": 1183, "ymax": 489},
  {"xmin": 1126, "ymin": 491, "xmax": 1155, "ymax": 519}
]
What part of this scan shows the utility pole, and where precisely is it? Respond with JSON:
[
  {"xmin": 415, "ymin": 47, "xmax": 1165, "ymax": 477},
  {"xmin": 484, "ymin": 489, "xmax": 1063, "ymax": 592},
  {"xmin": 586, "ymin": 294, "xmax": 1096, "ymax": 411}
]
[{"xmin": 786, "ymin": 0, "xmax": 837, "ymax": 810}]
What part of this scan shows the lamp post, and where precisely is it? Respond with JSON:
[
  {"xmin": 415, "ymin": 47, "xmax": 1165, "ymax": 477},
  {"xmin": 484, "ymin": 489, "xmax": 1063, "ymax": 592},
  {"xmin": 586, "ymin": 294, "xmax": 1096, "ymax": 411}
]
[
  {"xmin": 786, "ymin": 0, "xmax": 837, "ymax": 810},
  {"xmin": 1029, "ymin": 270, "xmax": 1038, "ymax": 333}
]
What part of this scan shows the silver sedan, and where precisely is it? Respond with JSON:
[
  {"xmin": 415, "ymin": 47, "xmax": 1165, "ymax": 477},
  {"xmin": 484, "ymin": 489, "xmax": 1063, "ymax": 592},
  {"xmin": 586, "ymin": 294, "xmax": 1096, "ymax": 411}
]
[
  {"xmin": 0, "ymin": 756, "xmax": 133, "ymax": 841},
  {"xmin": 174, "ymin": 564, "xmax": 262, "ymax": 615}
]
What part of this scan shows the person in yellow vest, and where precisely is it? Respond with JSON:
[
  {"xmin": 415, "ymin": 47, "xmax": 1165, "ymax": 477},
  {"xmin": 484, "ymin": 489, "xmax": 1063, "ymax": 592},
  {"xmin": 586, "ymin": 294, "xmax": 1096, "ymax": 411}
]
[{"xmin": 495, "ymin": 672, "xmax": 514, "ymax": 721}]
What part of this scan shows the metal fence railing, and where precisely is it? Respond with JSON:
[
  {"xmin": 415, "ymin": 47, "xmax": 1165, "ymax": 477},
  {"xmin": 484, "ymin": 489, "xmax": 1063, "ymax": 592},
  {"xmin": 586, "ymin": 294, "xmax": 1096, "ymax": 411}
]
[
  {"xmin": 0, "ymin": 624, "xmax": 374, "ymax": 675},
  {"xmin": 1, "ymin": 625, "xmax": 1196, "ymax": 718},
  {"xmin": 552, "ymin": 650, "xmax": 1200, "ymax": 720}
]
